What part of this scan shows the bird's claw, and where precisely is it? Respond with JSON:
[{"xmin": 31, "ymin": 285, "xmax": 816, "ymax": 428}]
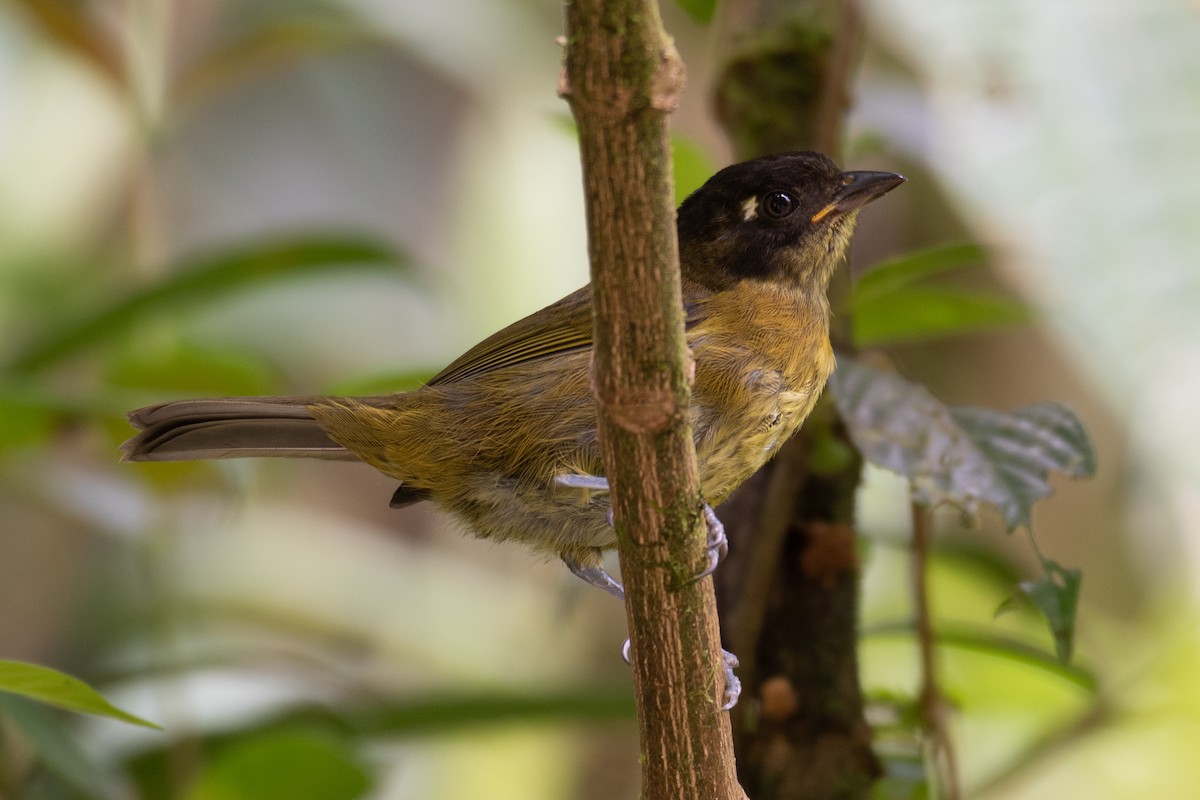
[
  {"xmin": 620, "ymin": 639, "xmax": 741, "ymax": 712},
  {"xmin": 694, "ymin": 502, "xmax": 727, "ymax": 581},
  {"xmin": 719, "ymin": 648, "xmax": 741, "ymax": 711}
]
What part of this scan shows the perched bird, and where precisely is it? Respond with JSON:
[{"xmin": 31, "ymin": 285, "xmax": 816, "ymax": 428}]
[{"xmin": 123, "ymin": 152, "xmax": 903, "ymax": 704}]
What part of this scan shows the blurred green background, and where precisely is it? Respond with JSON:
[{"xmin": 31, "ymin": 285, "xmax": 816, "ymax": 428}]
[{"xmin": 0, "ymin": 0, "xmax": 1198, "ymax": 798}]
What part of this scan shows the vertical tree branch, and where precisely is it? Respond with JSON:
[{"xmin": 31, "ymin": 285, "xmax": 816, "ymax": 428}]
[
  {"xmin": 711, "ymin": 0, "xmax": 882, "ymax": 796},
  {"xmin": 561, "ymin": 1, "xmax": 743, "ymax": 797}
]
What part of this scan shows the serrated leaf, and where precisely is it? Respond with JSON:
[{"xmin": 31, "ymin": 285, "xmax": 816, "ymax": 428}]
[
  {"xmin": 0, "ymin": 660, "xmax": 160, "ymax": 729},
  {"xmin": 853, "ymin": 286, "xmax": 1031, "ymax": 347},
  {"xmin": 828, "ymin": 357, "xmax": 1096, "ymax": 530},
  {"xmin": 9, "ymin": 236, "xmax": 404, "ymax": 374},
  {"xmin": 1020, "ymin": 562, "xmax": 1082, "ymax": 663},
  {"xmin": 674, "ymin": 0, "xmax": 718, "ymax": 24}
]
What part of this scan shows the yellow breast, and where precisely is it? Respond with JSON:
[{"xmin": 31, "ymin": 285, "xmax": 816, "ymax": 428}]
[{"xmin": 687, "ymin": 283, "xmax": 835, "ymax": 504}]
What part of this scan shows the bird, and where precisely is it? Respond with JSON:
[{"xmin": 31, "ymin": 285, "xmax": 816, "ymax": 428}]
[{"xmin": 123, "ymin": 151, "xmax": 903, "ymax": 706}]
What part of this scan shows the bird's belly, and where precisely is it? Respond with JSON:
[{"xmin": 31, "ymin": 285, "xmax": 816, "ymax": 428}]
[
  {"xmin": 451, "ymin": 471, "xmax": 616, "ymax": 553},
  {"xmin": 698, "ymin": 387, "xmax": 815, "ymax": 504}
]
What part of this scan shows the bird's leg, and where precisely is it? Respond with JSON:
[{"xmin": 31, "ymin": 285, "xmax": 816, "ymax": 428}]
[
  {"xmin": 561, "ymin": 549, "xmax": 625, "ymax": 602},
  {"xmin": 554, "ymin": 473, "xmax": 728, "ymax": 580},
  {"xmin": 556, "ymin": 473, "xmax": 741, "ymax": 710}
]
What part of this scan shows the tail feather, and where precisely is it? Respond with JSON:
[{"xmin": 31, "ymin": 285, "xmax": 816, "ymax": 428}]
[{"xmin": 122, "ymin": 397, "xmax": 358, "ymax": 462}]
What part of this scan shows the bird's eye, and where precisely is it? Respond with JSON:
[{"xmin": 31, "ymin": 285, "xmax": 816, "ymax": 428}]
[{"xmin": 760, "ymin": 191, "xmax": 798, "ymax": 220}]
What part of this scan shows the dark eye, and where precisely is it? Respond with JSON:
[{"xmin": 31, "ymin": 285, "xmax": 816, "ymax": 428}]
[{"xmin": 760, "ymin": 191, "xmax": 798, "ymax": 220}]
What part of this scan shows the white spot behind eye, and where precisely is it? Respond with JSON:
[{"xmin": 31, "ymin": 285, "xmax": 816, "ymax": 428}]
[{"xmin": 740, "ymin": 197, "xmax": 758, "ymax": 221}]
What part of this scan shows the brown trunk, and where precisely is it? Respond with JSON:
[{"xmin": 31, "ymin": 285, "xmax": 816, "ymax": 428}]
[{"xmin": 711, "ymin": 1, "xmax": 882, "ymax": 796}]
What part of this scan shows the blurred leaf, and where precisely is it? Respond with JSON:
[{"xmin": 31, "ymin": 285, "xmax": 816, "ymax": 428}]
[
  {"xmin": 0, "ymin": 383, "xmax": 134, "ymax": 454},
  {"xmin": 862, "ymin": 621, "xmax": 1096, "ymax": 691},
  {"xmin": 551, "ymin": 121, "xmax": 715, "ymax": 207},
  {"xmin": 322, "ymin": 368, "xmax": 438, "ymax": 397},
  {"xmin": 126, "ymin": 689, "xmax": 634, "ymax": 797},
  {"xmin": 850, "ymin": 243, "xmax": 1029, "ymax": 346},
  {"xmin": 186, "ymin": 727, "xmax": 371, "ymax": 800},
  {"xmin": 0, "ymin": 694, "xmax": 114, "ymax": 799},
  {"xmin": 0, "ymin": 391, "xmax": 56, "ymax": 452},
  {"xmin": 345, "ymin": 688, "xmax": 635, "ymax": 734},
  {"xmin": 1017, "ymin": 561, "xmax": 1082, "ymax": 663},
  {"xmin": 674, "ymin": 0, "xmax": 718, "ymax": 24},
  {"xmin": 175, "ymin": 14, "xmax": 383, "ymax": 110},
  {"xmin": 9, "ymin": 236, "xmax": 405, "ymax": 374},
  {"xmin": 105, "ymin": 340, "xmax": 283, "ymax": 397},
  {"xmin": 853, "ymin": 287, "xmax": 1031, "ymax": 347},
  {"xmin": 10, "ymin": 0, "xmax": 124, "ymax": 87},
  {"xmin": 829, "ymin": 358, "xmax": 1096, "ymax": 530},
  {"xmin": 852, "ymin": 243, "xmax": 987, "ymax": 304},
  {"xmin": 0, "ymin": 660, "xmax": 160, "ymax": 729},
  {"xmin": 872, "ymin": 754, "xmax": 930, "ymax": 800},
  {"xmin": 672, "ymin": 136, "xmax": 717, "ymax": 205}
]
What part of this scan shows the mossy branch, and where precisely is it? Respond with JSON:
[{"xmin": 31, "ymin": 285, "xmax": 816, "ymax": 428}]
[{"xmin": 561, "ymin": 0, "xmax": 743, "ymax": 796}]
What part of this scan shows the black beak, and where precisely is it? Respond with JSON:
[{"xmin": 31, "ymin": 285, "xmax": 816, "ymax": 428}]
[
  {"xmin": 834, "ymin": 170, "xmax": 906, "ymax": 211},
  {"xmin": 812, "ymin": 170, "xmax": 906, "ymax": 222}
]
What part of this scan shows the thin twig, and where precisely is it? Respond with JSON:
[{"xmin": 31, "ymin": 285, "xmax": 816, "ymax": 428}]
[{"xmin": 911, "ymin": 500, "xmax": 962, "ymax": 800}]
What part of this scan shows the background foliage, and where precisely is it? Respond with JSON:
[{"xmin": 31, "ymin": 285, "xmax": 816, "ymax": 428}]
[{"xmin": 0, "ymin": 0, "xmax": 1197, "ymax": 798}]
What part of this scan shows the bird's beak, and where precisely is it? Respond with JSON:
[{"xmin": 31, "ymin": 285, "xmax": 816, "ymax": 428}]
[{"xmin": 811, "ymin": 171, "xmax": 906, "ymax": 223}]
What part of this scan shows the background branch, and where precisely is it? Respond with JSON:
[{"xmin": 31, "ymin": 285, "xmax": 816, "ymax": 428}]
[{"xmin": 711, "ymin": 0, "xmax": 881, "ymax": 796}]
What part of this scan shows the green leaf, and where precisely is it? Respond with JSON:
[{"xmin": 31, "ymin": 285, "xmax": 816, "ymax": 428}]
[
  {"xmin": 672, "ymin": 137, "xmax": 717, "ymax": 205},
  {"xmin": 542, "ymin": 123, "xmax": 715, "ymax": 206},
  {"xmin": 9, "ymin": 236, "xmax": 405, "ymax": 374},
  {"xmin": 674, "ymin": 0, "xmax": 718, "ymax": 24},
  {"xmin": 872, "ymin": 754, "xmax": 930, "ymax": 800},
  {"xmin": 0, "ymin": 660, "xmax": 161, "ymax": 729},
  {"xmin": 0, "ymin": 384, "xmax": 134, "ymax": 454},
  {"xmin": 322, "ymin": 368, "xmax": 438, "ymax": 397},
  {"xmin": 1019, "ymin": 561, "xmax": 1082, "ymax": 663},
  {"xmin": 186, "ymin": 728, "xmax": 371, "ymax": 800},
  {"xmin": 863, "ymin": 621, "xmax": 1096, "ymax": 691},
  {"xmin": 853, "ymin": 287, "xmax": 1031, "ymax": 347},
  {"xmin": 852, "ymin": 243, "xmax": 988, "ymax": 305},
  {"xmin": 0, "ymin": 694, "xmax": 115, "ymax": 798},
  {"xmin": 850, "ymin": 243, "xmax": 1030, "ymax": 345},
  {"xmin": 828, "ymin": 357, "xmax": 1096, "ymax": 530},
  {"xmin": 125, "ymin": 689, "xmax": 633, "ymax": 797},
  {"xmin": 105, "ymin": 340, "xmax": 282, "ymax": 397}
]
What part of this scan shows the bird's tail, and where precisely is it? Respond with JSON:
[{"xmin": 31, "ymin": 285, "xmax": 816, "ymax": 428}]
[{"xmin": 121, "ymin": 397, "xmax": 358, "ymax": 462}]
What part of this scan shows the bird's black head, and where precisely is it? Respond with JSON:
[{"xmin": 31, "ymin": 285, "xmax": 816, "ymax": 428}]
[{"xmin": 677, "ymin": 151, "xmax": 904, "ymax": 293}]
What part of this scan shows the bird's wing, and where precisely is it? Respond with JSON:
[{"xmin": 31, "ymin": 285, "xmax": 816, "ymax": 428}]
[
  {"xmin": 428, "ymin": 286, "xmax": 594, "ymax": 385},
  {"xmin": 428, "ymin": 285, "xmax": 710, "ymax": 386}
]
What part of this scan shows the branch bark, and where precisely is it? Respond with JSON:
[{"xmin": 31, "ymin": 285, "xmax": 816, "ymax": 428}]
[{"xmin": 561, "ymin": 1, "xmax": 743, "ymax": 798}]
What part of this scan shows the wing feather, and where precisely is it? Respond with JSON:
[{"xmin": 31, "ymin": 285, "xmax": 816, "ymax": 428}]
[{"xmin": 427, "ymin": 285, "xmax": 710, "ymax": 386}]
